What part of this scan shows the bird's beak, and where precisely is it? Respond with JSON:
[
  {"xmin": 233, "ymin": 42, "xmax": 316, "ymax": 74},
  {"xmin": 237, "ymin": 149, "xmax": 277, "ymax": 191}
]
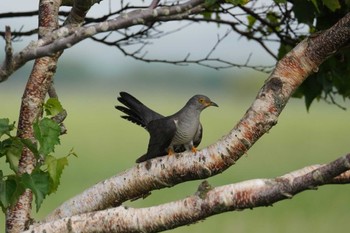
[{"xmin": 208, "ymin": 101, "xmax": 218, "ymax": 107}]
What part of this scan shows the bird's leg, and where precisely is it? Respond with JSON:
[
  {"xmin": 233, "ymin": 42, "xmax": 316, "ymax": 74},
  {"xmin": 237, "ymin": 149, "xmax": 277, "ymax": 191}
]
[
  {"xmin": 167, "ymin": 147, "xmax": 174, "ymax": 155},
  {"xmin": 191, "ymin": 146, "xmax": 197, "ymax": 153},
  {"xmin": 187, "ymin": 141, "xmax": 197, "ymax": 153}
]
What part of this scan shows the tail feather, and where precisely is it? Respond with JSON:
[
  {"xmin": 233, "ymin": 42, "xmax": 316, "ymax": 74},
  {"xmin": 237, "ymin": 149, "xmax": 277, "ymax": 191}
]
[
  {"xmin": 116, "ymin": 92, "xmax": 163, "ymax": 128},
  {"xmin": 120, "ymin": 116, "xmax": 144, "ymax": 127},
  {"xmin": 118, "ymin": 92, "xmax": 144, "ymax": 110},
  {"xmin": 115, "ymin": 105, "xmax": 144, "ymax": 126}
]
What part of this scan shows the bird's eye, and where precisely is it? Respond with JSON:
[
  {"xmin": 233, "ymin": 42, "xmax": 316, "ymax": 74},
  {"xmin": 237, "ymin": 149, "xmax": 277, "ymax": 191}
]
[{"xmin": 199, "ymin": 98, "xmax": 205, "ymax": 103}]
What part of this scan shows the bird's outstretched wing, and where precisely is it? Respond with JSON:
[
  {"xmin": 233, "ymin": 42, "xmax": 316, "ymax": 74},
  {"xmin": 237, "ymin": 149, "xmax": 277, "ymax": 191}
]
[
  {"xmin": 116, "ymin": 92, "xmax": 163, "ymax": 128},
  {"xmin": 136, "ymin": 117, "xmax": 177, "ymax": 163}
]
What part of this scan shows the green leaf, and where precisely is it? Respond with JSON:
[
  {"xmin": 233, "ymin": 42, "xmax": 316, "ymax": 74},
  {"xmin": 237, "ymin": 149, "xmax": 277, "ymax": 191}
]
[
  {"xmin": 292, "ymin": 0, "xmax": 317, "ymax": 25},
  {"xmin": 0, "ymin": 175, "xmax": 24, "ymax": 212},
  {"xmin": 0, "ymin": 118, "xmax": 15, "ymax": 138},
  {"xmin": 267, "ymin": 11, "xmax": 279, "ymax": 24},
  {"xmin": 247, "ymin": 15, "xmax": 256, "ymax": 30},
  {"xmin": 0, "ymin": 139, "xmax": 11, "ymax": 159},
  {"xmin": 225, "ymin": 0, "xmax": 249, "ymax": 5},
  {"xmin": 3, "ymin": 138, "xmax": 23, "ymax": 173},
  {"xmin": 21, "ymin": 171, "xmax": 50, "ymax": 212},
  {"xmin": 44, "ymin": 98, "xmax": 64, "ymax": 117},
  {"xmin": 310, "ymin": 0, "xmax": 320, "ymax": 12},
  {"xmin": 204, "ymin": 0, "xmax": 216, "ymax": 6},
  {"xmin": 274, "ymin": 0, "xmax": 287, "ymax": 3},
  {"xmin": 45, "ymin": 155, "xmax": 69, "ymax": 193},
  {"xmin": 33, "ymin": 118, "xmax": 61, "ymax": 156},
  {"xmin": 322, "ymin": 0, "xmax": 341, "ymax": 12}
]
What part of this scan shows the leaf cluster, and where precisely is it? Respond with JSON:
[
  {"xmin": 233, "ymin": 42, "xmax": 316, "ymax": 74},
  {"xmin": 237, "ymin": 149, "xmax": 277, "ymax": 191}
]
[
  {"xmin": 0, "ymin": 98, "xmax": 74, "ymax": 212},
  {"xmin": 278, "ymin": 0, "xmax": 350, "ymax": 109},
  {"xmin": 202, "ymin": 0, "xmax": 350, "ymax": 109}
]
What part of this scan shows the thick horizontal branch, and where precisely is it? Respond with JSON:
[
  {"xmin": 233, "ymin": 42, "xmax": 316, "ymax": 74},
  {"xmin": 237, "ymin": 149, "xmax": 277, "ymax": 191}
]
[
  {"xmin": 41, "ymin": 12, "xmax": 350, "ymax": 223},
  {"xmin": 0, "ymin": 0, "xmax": 206, "ymax": 82},
  {"xmin": 28, "ymin": 154, "xmax": 350, "ymax": 233}
]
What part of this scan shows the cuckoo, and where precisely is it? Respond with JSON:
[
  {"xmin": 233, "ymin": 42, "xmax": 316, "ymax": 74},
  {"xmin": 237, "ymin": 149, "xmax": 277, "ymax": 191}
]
[{"xmin": 116, "ymin": 92, "xmax": 218, "ymax": 163}]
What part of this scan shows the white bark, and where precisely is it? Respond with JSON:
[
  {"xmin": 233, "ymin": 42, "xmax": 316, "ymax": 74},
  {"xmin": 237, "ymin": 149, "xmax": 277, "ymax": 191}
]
[{"xmin": 27, "ymin": 155, "xmax": 350, "ymax": 233}]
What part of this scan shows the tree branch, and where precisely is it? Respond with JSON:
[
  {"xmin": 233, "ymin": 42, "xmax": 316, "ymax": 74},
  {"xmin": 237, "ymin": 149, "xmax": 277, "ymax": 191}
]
[
  {"xmin": 40, "ymin": 12, "xmax": 350, "ymax": 224},
  {"xmin": 27, "ymin": 154, "xmax": 350, "ymax": 233},
  {"xmin": 64, "ymin": 0, "xmax": 102, "ymax": 26},
  {"xmin": 0, "ymin": 0, "xmax": 206, "ymax": 82}
]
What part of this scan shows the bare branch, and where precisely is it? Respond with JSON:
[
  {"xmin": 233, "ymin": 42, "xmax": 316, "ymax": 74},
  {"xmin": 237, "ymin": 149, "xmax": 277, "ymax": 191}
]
[
  {"xmin": 206, "ymin": 29, "xmax": 232, "ymax": 59},
  {"xmin": 0, "ymin": 0, "xmax": 207, "ymax": 82},
  {"xmin": 27, "ymin": 154, "xmax": 350, "ymax": 233},
  {"xmin": 116, "ymin": 43, "xmax": 273, "ymax": 72},
  {"xmin": 48, "ymin": 84, "xmax": 68, "ymax": 134}
]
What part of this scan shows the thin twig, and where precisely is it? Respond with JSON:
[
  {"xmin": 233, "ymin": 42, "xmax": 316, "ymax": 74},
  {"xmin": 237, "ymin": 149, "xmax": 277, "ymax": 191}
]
[{"xmin": 149, "ymin": 0, "xmax": 160, "ymax": 9}]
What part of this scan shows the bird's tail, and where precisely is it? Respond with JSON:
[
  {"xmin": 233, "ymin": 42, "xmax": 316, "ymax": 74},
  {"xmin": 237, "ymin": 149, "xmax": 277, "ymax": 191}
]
[{"xmin": 115, "ymin": 92, "xmax": 163, "ymax": 128}]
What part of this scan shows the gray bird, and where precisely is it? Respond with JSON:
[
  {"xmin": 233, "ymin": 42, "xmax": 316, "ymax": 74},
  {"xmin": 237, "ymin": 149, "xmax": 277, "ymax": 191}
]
[{"xmin": 115, "ymin": 92, "xmax": 218, "ymax": 163}]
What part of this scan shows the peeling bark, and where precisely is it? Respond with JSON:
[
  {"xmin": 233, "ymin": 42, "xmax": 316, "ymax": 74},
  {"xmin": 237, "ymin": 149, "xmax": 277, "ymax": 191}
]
[{"xmin": 27, "ymin": 154, "xmax": 350, "ymax": 233}]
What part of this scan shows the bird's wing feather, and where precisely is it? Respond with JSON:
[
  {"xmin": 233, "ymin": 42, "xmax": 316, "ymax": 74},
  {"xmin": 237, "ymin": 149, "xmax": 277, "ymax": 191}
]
[
  {"xmin": 136, "ymin": 117, "xmax": 177, "ymax": 163},
  {"xmin": 193, "ymin": 123, "xmax": 203, "ymax": 148}
]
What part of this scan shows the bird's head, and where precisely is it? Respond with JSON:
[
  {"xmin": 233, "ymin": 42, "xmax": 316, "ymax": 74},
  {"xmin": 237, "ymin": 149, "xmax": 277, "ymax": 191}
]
[{"xmin": 189, "ymin": 95, "xmax": 219, "ymax": 111}]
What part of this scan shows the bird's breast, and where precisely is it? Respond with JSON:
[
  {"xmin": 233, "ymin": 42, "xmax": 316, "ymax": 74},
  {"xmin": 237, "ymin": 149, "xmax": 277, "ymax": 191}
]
[{"xmin": 171, "ymin": 116, "xmax": 199, "ymax": 146}]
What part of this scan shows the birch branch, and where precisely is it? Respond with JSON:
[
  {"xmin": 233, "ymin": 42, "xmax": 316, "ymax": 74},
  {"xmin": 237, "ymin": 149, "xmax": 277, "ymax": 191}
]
[
  {"xmin": 0, "ymin": 0, "xmax": 206, "ymax": 82},
  {"xmin": 42, "ymin": 12, "xmax": 350, "ymax": 223},
  {"xmin": 28, "ymin": 154, "xmax": 350, "ymax": 233}
]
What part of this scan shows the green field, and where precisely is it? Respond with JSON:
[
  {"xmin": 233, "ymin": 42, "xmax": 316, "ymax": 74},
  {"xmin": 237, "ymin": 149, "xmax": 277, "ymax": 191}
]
[{"xmin": 1, "ymin": 73, "xmax": 350, "ymax": 232}]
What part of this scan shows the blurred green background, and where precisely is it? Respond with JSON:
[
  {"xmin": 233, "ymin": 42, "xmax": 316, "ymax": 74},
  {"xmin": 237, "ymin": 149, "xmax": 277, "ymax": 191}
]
[{"xmin": 1, "ymin": 58, "xmax": 350, "ymax": 232}]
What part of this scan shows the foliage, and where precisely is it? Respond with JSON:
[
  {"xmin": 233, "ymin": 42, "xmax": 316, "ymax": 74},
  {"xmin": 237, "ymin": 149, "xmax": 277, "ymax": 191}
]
[
  {"xmin": 0, "ymin": 98, "xmax": 74, "ymax": 212},
  {"xmin": 276, "ymin": 0, "xmax": 350, "ymax": 109},
  {"xmin": 202, "ymin": 0, "xmax": 350, "ymax": 109}
]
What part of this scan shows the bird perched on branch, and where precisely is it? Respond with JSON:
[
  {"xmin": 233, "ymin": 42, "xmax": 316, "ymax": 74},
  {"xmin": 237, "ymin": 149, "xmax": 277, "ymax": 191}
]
[{"xmin": 115, "ymin": 92, "xmax": 218, "ymax": 163}]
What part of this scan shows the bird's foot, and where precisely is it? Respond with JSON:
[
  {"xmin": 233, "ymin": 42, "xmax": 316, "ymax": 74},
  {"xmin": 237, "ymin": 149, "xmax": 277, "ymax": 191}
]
[
  {"xmin": 167, "ymin": 148, "xmax": 174, "ymax": 155},
  {"xmin": 191, "ymin": 146, "xmax": 197, "ymax": 153}
]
